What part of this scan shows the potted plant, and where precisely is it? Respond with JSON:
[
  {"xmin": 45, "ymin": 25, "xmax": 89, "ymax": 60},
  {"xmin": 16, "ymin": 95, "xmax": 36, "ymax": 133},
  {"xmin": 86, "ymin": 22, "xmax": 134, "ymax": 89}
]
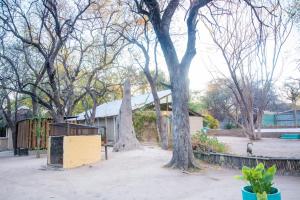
[{"xmin": 236, "ymin": 163, "xmax": 281, "ymax": 200}]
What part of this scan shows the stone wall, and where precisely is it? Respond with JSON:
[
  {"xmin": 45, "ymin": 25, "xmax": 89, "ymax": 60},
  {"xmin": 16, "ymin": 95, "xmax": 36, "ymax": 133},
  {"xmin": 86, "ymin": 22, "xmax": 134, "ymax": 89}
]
[{"xmin": 194, "ymin": 150, "xmax": 300, "ymax": 176}]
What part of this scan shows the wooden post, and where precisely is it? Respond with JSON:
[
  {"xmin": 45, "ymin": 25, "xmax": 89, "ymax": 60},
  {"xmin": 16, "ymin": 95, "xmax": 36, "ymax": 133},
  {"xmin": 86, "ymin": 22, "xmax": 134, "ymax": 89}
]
[{"xmin": 105, "ymin": 117, "xmax": 109, "ymax": 143}]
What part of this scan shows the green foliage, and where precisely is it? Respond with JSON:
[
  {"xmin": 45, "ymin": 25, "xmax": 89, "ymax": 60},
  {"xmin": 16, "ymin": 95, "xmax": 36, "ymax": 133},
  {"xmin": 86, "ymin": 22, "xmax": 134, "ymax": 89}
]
[
  {"xmin": 189, "ymin": 102, "xmax": 206, "ymax": 113},
  {"xmin": 191, "ymin": 131, "xmax": 227, "ymax": 153},
  {"xmin": 225, "ymin": 122, "xmax": 237, "ymax": 129},
  {"xmin": 236, "ymin": 163, "xmax": 277, "ymax": 200},
  {"xmin": 256, "ymin": 192, "xmax": 268, "ymax": 200},
  {"xmin": 133, "ymin": 111, "xmax": 157, "ymax": 139},
  {"xmin": 203, "ymin": 114, "xmax": 219, "ymax": 129}
]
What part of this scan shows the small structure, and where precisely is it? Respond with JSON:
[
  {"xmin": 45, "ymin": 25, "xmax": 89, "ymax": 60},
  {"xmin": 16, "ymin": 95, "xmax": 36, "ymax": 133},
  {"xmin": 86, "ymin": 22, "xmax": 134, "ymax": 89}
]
[
  {"xmin": 0, "ymin": 125, "xmax": 11, "ymax": 151},
  {"xmin": 47, "ymin": 123, "xmax": 101, "ymax": 169},
  {"xmin": 16, "ymin": 118, "xmax": 52, "ymax": 150},
  {"xmin": 0, "ymin": 106, "xmax": 32, "ymax": 151},
  {"xmin": 74, "ymin": 90, "xmax": 203, "ymax": 144}
]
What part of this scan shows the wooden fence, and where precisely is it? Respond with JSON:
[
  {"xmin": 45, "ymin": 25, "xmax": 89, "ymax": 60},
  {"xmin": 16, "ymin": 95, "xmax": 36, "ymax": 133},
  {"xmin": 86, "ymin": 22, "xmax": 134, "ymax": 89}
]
[{"xmin": 17, "ymin": 118, "xmax": 52, "ymax": 149}]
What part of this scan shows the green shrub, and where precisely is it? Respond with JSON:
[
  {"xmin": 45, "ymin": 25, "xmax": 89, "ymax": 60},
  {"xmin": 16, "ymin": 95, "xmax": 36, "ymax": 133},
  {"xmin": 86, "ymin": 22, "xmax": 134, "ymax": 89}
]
[
  {"xmin": 192, "ymin": 131, "xmax": 227, "ymax": 153},
  {"xmin": 133, "ymin": 111, "xmax": 157, "ymax": 139},
  {"xmin": 225, "ymin": 122, "xmax": 237, "ymax": 129},
  {"xmin": 236, "ymin": 163, "xmax": 277, "ymax": 200},
  {"xmin": 203, "ymin": 114, "xmax": 219, "ymax": 129}
]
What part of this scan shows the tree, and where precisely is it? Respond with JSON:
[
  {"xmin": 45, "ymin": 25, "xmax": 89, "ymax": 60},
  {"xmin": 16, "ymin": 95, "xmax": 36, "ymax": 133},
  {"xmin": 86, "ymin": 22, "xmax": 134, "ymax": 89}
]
[
  {"xmin": 113, "ymin": 80, "xmax": 141, "ymax": 151},
  {"xmin": 204, "ymin": 1, "xmax": 292, "ymax": 139},
  {"xmin": 131, "ymin": 0, "xmax": 215, "ymax": 170},
  {"xmin": 131, "ymin": 0, "xmax": 285, "ymax": 169},
  {"xmin": 284, "ymin": 79, "xmax": 300, "ymax": 126},
  {"xmin": 0, "ymin": 0, "xmax": 94, "ymax": 122},
  {"xmin": 118, "ymin": 11, "xmax": 169, "ymax": 149},
  {"xmin": 202, "ymin": 79, "xmax": 236, "ymax": 122},
  {"xmin": 0, "ymin": 80, "xmax": 18, "ymax": 151}
]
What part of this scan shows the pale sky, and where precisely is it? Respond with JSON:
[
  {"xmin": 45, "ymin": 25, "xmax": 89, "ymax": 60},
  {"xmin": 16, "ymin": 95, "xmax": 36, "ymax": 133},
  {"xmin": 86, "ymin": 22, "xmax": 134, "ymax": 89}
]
[{"xmin": 188, "ymin": 24, "xmax": 300, "ymax": 92}]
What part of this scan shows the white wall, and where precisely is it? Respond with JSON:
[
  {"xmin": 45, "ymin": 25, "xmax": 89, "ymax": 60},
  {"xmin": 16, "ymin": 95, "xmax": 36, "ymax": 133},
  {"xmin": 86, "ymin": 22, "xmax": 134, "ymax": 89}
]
[
  {"xmin": 7, "ymin": 128, "xmax": 13, "ymax": 149},
  {"xmin": 189, "ymin": 116, "xmax": 203, "ymax": 134}
]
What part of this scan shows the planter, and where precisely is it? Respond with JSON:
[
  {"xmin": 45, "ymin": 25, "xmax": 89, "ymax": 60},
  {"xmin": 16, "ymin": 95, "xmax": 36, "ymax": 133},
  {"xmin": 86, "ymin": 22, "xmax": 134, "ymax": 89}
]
[{"xmin": 242, "ymin": 186, "xmax": 281, "ymax": 200}]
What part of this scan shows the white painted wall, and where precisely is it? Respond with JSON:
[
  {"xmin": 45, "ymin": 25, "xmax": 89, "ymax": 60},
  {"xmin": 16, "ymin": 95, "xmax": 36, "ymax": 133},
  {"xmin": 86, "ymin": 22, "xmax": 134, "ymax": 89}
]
[{"xmin": 189, "ymin": 116, "xmax": 203, "ymax": 134}]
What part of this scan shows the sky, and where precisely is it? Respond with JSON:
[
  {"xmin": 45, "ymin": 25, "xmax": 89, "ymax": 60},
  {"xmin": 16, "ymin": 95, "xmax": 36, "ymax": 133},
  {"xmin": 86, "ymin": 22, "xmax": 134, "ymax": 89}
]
[
  {"xmin": 188, "ymin": 25, "xmax": 300, "ymax": 92},
  {"xmin": 155, "ymin": 31, "xmax": 300, "ymax": 93},
  {"xmin": 151, "ymin": 5, "xmax": 300, "ymax": 94}
]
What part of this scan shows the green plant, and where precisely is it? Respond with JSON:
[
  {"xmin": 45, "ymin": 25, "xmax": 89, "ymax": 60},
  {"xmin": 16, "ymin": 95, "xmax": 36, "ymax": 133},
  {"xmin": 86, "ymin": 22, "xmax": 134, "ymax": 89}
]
[
  {"xmin": 191, "ymin": 131, "xmax": 227, "ymax": 153},
  {"xmin": 133, "ymin": 110, "xmax": 157, "ymax": 139},
  {"xmin": 225, "ymin": 122, "xmax": 236, "ymax": 129},
  {"xmin": 236, "ymin": 163, "xmax": 277, "ymax": 200},
  {"xmin": 203, "ymin": 114, "xmax": 219, "ymax": 129}
]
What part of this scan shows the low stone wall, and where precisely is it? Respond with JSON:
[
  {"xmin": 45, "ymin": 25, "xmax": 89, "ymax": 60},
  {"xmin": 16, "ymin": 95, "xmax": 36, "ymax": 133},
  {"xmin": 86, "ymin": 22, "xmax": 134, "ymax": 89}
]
[
  {"xmin": 194, "ymin": 151, "xmax": 300, "ymax": 176},
  {"xmin": 0, "ymin": 138, "xmax": 8, "ymax": 151}
]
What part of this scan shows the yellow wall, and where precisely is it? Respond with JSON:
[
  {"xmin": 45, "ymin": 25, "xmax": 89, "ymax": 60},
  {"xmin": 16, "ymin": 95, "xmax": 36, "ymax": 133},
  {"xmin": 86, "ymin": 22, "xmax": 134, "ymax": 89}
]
[{"xmin": 63, "ymin": 135, "xmax": 101, "ymax": 169}]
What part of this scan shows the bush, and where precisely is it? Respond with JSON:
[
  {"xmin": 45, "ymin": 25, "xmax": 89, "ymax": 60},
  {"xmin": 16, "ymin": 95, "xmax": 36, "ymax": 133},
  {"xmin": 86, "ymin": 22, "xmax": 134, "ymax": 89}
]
[
  {"xmin": 225, "ymin": 122, "xmax": 237, "ymax": 129},
  {"xmin": 203, "ymin": 114, "xmax": 219, "ymax": 129},
  {"xmin": 191, "ymin": 131, "xmax": 227, "ymax": 153},
  {"xmin": 133, "ymin": 111, "xmax": 157, "ymax": 139}
]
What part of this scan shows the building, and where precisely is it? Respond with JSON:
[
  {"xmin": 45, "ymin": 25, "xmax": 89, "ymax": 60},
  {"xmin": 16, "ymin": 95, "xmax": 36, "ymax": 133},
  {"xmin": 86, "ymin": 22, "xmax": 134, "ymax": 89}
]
[
  {"xmin": 75, "ymin": 90, "xmax": 203, "ymax": 144},
  {"xmin": 0, "ymin": 106, "xmax": 33, "ymax": 151},
  {"xmin": 262, "ymin": 110, "xmax": 300, "ymax": 128}
]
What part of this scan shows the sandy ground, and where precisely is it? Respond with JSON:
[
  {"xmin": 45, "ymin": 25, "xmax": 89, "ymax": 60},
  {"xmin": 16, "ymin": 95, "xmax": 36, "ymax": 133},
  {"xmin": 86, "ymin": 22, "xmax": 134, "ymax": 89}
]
[
  {"xmin": 217, "ymin": 136, "xmax": 300, "ymax": 158},
  {"xmin": 0, "ymin": 146, "xmax": 299, "ymax": 200}
]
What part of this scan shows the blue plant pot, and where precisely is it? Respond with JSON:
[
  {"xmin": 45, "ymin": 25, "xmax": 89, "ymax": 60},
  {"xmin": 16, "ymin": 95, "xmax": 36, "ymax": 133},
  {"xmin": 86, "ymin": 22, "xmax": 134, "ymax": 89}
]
[{"xmin": 242, "ymin": 186, "xmax": 281, "ymax": 200}]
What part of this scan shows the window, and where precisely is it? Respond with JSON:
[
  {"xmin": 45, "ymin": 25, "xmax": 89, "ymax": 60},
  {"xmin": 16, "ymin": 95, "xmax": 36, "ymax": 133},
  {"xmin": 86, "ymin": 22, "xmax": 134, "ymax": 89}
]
[{"xmin": 0, "ymin": 127, "xmax": 6, "ymax": 137}]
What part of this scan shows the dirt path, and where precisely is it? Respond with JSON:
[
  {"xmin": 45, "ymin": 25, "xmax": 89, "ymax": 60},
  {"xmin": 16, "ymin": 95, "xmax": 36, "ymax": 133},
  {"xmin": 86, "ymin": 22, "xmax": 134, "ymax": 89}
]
[{"xmin": 0, "ymin": 147, "xmax": 299, "ymax": 200}]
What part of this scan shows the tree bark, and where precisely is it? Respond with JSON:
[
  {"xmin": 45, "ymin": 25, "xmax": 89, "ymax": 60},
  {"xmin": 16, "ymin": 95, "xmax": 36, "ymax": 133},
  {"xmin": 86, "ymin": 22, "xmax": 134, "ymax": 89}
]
[
  {"xmin": 31, "ymin": 87, "xmax": 38, "ymax": 116},
  {"xmin": 293, "ymin": 101, "xmax": 297, "ymax": 127},
  {"xmin": 51, "ymin": 111, "xmax": 65, "ymax": 123},
  {"xmin": 165, "ymin": 68, "xmax": 197, "ymax": 169},
  {"xmin": 146, "ymin": 74, "xmax": 168, "ymax": 150},
  {"xmin": 113, "ymin": 80, "xmax": 141, "ymax": 151}
]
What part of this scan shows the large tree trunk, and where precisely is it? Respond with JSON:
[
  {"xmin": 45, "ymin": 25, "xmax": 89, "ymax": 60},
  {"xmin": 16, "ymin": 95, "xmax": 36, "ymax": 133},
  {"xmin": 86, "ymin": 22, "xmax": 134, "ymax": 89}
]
[
  {"xmin": 166, "ymin": 68, "xmax": 198, "ymax": 170},
  {"xmin": 113, "ymin": 80, "xmax": 141, "ymax": 151},
  {"xmin": 30, "ymin": 86, "xmax": 38, "ymax": 116},
  {"xmin": 51, "ymin": 110, "xmax": 65, "ymax": 123},
  {"xmin": 46, "ymin": 61, "xmax": 65, "ymax": 123},
  {"xmin": 242, "ymin": 109, "xmax": 259, "ymax": 140}
]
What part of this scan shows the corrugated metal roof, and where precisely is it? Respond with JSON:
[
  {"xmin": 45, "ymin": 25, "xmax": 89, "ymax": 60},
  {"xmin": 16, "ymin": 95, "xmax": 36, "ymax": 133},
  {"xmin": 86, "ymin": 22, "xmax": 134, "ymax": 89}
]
[{"xmin": 76, "ymin": 90, "xmax": 171, "ymax": 120}]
